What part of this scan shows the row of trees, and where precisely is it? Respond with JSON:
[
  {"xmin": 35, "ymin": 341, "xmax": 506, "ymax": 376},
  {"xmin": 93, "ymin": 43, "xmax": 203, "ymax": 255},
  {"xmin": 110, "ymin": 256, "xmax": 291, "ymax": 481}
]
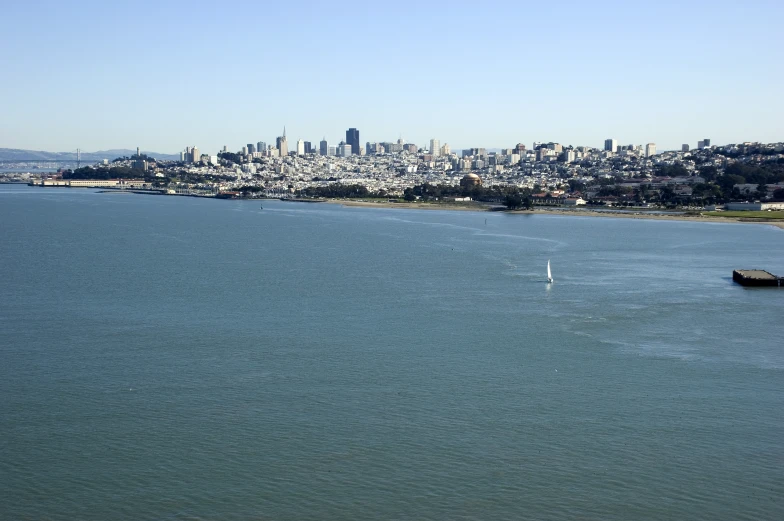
[
  {"xmin": 298, "ymin": 184, "xmax": 372, "ymax": 198},
  {"xmin": 401, "ymin": 183, "xmax": 532, "ymax": 203}
]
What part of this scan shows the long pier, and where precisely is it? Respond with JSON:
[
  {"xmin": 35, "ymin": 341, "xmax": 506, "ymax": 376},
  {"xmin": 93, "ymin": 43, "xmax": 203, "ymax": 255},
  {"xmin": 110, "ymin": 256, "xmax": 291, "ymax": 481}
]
[{"xmin": 732, "ymin": 270, "xmax": 783, "ymax": 287}]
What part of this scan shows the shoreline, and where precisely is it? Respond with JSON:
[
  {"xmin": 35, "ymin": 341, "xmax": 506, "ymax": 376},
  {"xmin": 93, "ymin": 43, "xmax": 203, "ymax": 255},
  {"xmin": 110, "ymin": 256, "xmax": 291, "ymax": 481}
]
[
  {"xmin": 9, "ymin": 185, "xmax": 783, "ymax": 230},
  {"xmin": 323, "ymin": 199, "xmax": 784, "ymax": 230}
]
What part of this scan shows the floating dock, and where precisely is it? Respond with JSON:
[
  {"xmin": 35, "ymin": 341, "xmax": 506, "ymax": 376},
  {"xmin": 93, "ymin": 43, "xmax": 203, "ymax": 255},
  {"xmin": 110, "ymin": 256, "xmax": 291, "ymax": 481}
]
[{"xmin": 732, "ymin": 270, "xmax": 783, "ymax": 287}]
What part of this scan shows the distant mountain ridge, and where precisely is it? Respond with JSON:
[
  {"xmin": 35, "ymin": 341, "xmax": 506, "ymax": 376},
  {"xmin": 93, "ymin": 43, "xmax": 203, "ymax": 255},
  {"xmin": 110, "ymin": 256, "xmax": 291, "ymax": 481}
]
[{"xmin": 0, "ymin": 148, "xmax": 180, "ymax": 162}]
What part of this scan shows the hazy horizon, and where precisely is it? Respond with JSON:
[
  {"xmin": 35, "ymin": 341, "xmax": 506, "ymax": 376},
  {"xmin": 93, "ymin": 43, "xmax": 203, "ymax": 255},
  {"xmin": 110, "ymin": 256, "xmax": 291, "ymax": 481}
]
[{"xmin": 2, "ymin": 0, "xmax": 782, "ymax": 154}]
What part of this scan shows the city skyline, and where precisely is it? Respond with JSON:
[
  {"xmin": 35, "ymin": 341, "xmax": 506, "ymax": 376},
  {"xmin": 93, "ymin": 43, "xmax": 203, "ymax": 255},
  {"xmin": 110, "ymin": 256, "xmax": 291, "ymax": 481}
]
[{"xmin": 1, "ymin": 0, "xmax": 782, "ymax": 153}]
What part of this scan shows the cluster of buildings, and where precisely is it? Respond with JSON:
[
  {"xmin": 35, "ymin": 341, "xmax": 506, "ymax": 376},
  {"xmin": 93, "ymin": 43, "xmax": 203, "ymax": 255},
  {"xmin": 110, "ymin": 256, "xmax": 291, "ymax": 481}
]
[{"xmin": 12, "ymin": 131, "xmax": 784, "ymax": 210}]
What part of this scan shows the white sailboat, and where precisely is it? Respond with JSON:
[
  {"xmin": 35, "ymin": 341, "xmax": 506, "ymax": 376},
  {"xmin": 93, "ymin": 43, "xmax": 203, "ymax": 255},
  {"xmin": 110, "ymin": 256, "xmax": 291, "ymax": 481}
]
[{"xmin": 547, "ymin": 260, "xmax": 553, "ymax": 283}]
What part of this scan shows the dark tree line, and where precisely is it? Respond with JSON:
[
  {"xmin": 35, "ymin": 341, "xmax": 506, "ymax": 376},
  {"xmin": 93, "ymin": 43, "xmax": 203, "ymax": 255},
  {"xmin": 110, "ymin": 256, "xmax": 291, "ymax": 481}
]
[
  {"xmin": 402, "ymin": 183, "xmax": 531, "ymax": 203},
  {"xmin": 298, "ymin": 184, "xmax": 372, "ymax": 198}
]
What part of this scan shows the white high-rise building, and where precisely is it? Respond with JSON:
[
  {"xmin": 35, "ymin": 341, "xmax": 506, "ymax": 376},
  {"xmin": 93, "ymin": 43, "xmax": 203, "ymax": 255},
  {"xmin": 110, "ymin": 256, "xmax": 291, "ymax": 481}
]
[
  {"xmin": 645, "ymin": 143, "xmax": 657, "ymax": 157},
  {"xmin": 441, "ymin": 143, "xmax": 451, "ymax": 156},
  {"xmin": 564, "ymin": 150, "xmax": 576, "ymax": 163},
  {"xmin": 430, "ymin": 139, "xmax": 440, "ymax": 157},
  {"xmin": 297, "ymin": 139, "xmax": 305, "ymax": 155}
]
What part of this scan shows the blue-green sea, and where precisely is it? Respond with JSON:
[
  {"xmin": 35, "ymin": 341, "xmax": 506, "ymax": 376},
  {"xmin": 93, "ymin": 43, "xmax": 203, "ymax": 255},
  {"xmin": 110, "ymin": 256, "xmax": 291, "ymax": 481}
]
[{"xmin": 1, "ymin": 185, "xmax": 782, "ymax": 520}]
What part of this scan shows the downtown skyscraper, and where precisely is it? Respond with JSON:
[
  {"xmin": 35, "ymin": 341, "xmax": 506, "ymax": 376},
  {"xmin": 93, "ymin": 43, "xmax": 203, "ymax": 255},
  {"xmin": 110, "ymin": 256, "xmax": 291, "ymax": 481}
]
[
  {"xmin": 276, "ymin": 127, "xmax": 288, "ymax": 157},
  {"xmin": 346, "ymin": 128, "xmax": 360, "ymax": 155}
]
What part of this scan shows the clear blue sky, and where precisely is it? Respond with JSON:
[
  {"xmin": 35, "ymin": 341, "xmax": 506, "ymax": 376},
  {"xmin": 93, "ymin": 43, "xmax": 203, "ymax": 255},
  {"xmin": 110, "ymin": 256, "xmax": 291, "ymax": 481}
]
[{"xmin": 2, "ymin": 0, "xmax": 782, "ymax": 154}]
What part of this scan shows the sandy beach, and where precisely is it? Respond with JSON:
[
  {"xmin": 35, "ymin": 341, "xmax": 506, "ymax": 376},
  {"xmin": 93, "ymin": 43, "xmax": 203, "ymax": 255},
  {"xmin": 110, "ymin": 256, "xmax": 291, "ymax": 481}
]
[{"xmin": 322, "ymin": 199, "xmax": 784, "ymax": 230}]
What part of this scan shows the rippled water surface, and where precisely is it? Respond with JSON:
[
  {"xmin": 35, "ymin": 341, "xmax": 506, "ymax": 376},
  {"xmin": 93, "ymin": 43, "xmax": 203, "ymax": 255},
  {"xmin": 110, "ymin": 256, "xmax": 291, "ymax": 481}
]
[{"xmin": 1, "ymin": 185, "xmax": 782, "ymax": 520}]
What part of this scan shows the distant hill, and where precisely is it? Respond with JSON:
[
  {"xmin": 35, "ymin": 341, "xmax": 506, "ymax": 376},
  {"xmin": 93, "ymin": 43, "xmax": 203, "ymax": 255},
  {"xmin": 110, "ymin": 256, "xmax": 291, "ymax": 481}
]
[{"xmin": 0, "ymin": 148, "xmax": 180, "ymax": 162}]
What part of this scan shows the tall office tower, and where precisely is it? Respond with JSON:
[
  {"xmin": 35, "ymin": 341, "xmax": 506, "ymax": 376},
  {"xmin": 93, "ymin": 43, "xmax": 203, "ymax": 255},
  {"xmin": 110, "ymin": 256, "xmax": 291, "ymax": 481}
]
[
  {"xmin": 339, "ymin": 142, "xmax": 352, "ymax": 157},
  {"xmin": 247, "ymin": 144, "xmax": 256, "ymax": 154},
  {"xmin": 328, "ymin": 146, "xmax": 336, "ymax": 156},
  {"xmin": 430, "ymin": 139, "xmax": 440, "ymax": 157},
  {"xmin": 564, "ymin": 150, "xmax": 576, "ymax": 163},
  {"xmin": 276, "ymin": 127, "xmax": 288, "ymax": 156},
  {"xmin": 698, "ymin": 140, "xmax": 705, "ymax": 149},
  {"xmin": 257, "ymin": 141, "xmax": 266, "ymax": 154},
  {"xmin": 191, "ymin": 146, "xmax": 200, "ymax": 163},
  {"xmin": 304, "ymin": 141, "xmax": 312, "ymax": 154},
  {"xmin": 604, "ymin": 139, "xmax": 618, "ymax": 152},
  {"xmin": 682, "ymin": 144, "xmax": 690, "ymax": 152},
  {"xmin": 515, "ymin": 143, "xmax": 526, "ymax": 153},
  {"xmin": 242, "ymin": 146, "xmax": 248, "ymax": 155},
  {"xmin": 442, "ymin": 143, "xmax": 450, "ymax": 156},
  {"xmin": 320, "ymin": 138, "xmax": 328, "ymax": 156},
  {"xmin": 366, "ymin": 142, "xmax": 374, "ymax": 155},
  {"xmin": 645, "ymin": 143, "xmax": 657, "ymax": 157},
  {"xmin": 180, "ymin": 151, "xmax": 186, "ymax": 162},
  {"xmin": 346, "ymin": 128, "xmax": 360, "ymax": 155},
  {"xmin": 296, "ymin": 139, "xmax": 304, "ymax": 155},
  {"xmin": 703, "ymin": 138, "xmax": 711, "ymax": 147}
]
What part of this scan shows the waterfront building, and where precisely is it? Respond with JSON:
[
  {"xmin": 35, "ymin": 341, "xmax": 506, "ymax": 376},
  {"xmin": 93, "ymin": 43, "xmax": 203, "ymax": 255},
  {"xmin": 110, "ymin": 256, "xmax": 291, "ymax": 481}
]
[
  {"xmin": 346, "ymin": 128, "xmax": 360, "ymax": 155},
  {"xmin": 645, "ymin": 143, "xmax": 656, "ymax": 157},
  {"xmin": 430, "ymin": 139, "xmax": 440, "ymax": 157},
  {"xmin": 320, "ymin": 138, "xmax": 328, "ymax": 156}
]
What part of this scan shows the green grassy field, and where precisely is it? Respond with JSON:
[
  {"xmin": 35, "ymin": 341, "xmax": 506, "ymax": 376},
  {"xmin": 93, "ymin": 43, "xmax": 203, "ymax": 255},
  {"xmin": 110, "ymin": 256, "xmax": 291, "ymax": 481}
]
[{"xmin": 704, "ymin": 211, "xmax": 784, "ymax": 219}]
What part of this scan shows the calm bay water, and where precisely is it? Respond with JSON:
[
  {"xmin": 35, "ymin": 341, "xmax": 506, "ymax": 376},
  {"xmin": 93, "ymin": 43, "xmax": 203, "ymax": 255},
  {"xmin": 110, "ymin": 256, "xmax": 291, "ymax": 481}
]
[{"xmin": 1, "ymin": 184, "xmax": 782, "ymax": 520}]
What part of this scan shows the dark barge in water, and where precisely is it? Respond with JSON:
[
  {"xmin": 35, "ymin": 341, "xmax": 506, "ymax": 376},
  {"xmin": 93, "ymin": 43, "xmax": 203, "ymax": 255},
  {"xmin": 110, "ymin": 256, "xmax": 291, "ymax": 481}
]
[{"xmin": 732, "ymin": 270, "xmax": 784, "ymax": 287}]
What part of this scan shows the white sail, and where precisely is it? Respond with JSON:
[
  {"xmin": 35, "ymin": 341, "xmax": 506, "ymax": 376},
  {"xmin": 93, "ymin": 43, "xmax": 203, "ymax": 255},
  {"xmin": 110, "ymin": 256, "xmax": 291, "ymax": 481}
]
[{"xmin": 547, "ymin": 260, "xmax": 553, "ymax": 283}]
